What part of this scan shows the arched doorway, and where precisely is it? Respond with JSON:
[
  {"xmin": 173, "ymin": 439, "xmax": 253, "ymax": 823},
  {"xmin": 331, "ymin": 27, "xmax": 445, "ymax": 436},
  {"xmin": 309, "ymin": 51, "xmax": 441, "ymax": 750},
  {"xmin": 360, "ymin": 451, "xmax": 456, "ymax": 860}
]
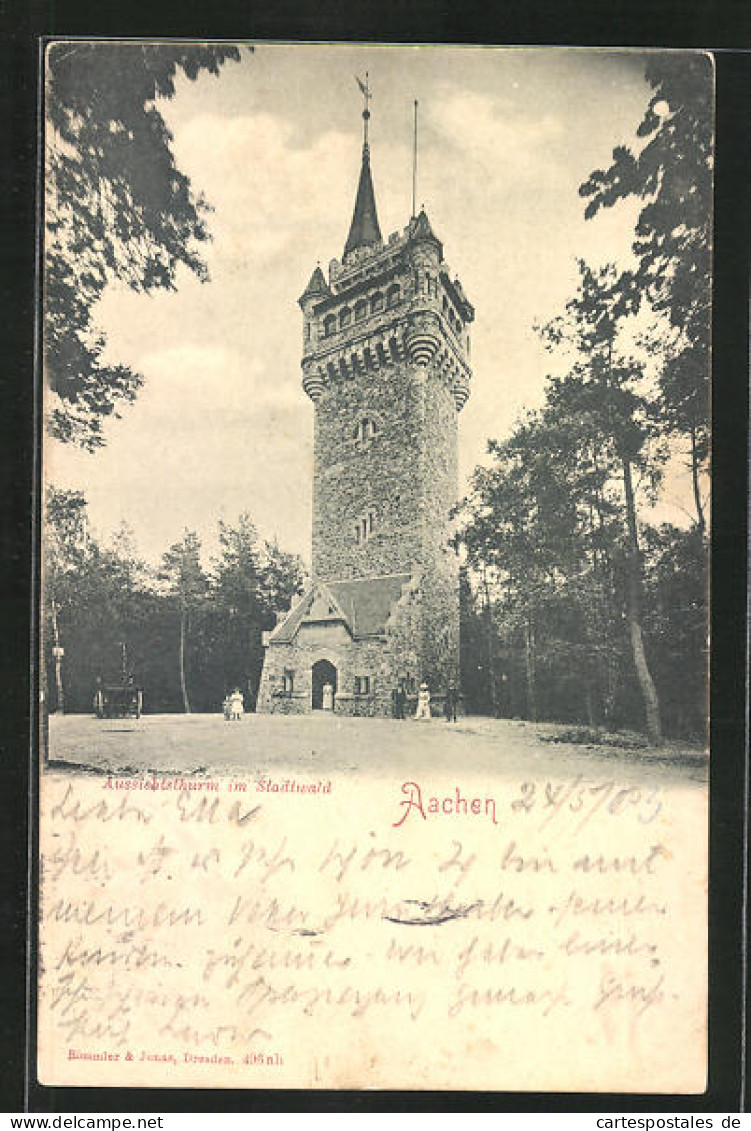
[{"xmin": 311, "ymin": 659, "xmax": 337, "ymax": 710}]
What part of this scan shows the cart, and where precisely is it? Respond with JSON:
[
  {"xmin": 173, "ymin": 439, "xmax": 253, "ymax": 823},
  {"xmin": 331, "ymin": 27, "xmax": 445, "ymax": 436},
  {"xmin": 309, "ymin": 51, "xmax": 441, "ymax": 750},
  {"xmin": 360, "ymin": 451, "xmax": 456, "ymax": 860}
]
[{"xmin": 94, "ymin": 682, "xmax": 143, "ymax": 719}]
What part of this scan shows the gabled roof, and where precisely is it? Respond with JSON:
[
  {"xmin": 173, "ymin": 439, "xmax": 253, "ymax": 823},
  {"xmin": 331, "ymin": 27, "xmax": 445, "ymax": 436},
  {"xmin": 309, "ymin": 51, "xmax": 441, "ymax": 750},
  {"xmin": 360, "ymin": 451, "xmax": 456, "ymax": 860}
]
[
  {"xmin": 269, "ymin": 574, "xmax": 411, "ymax": 644},
  {"xmin": 269, "ymin": 581, "xmax": 348, "ymax": 643},
  {"xmin": 343, "ymin": 144, "xmax": 382, "ymax": 259},
  {"xmin": 328, "ymin": 574, "xmax": 411, "ymax": 637}
]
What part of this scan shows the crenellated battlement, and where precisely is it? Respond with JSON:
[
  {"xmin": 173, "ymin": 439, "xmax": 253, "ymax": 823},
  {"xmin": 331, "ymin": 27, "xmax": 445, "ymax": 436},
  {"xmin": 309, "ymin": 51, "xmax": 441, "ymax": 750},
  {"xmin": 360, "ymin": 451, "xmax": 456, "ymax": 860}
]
[
  {"xmin": 302, "ymin": 308, "xmax": 471, "ymax": 411},
  {"xmin": 300, "ymin": 209, "xmax": 474, "ymax": 406}
]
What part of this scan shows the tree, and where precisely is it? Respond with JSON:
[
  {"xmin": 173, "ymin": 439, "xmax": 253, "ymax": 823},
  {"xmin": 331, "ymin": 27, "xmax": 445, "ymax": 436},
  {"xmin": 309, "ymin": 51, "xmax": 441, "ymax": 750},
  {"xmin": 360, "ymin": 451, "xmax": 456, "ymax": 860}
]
[
  {"xmin": 459, "ymin": 402, "xmax": 620, "ymax": 727},
  {"xmin": 44, "ymin": 490, "xmax": 154, "ymax": 715},
  {"xmin": 44, "ymin": 487, "xmax": 89, "ymax": 713},
  {"xmin": 538, "ymin": 260, "xmax": 667, "ymax": 744},
  {"xmin": 212, "ymin": 514, "xmax": 266, "ymax": 708},
  {"xmin": 45, "ymin": 42, "xmax": 242, "ymax": 449},
  {"xmin": 210, "ymin": 518, "xmax": 305, "ymax": 709},
  {"xmin": 641, "ymin": 523, "xmax": 708, "ymax": 739},
  {"xmin": 579, "ymin": 54, "xmax": 712, "ymax": 534},
  {"xmin": 260, "ymin": 538, "xmax": 306, "ymax": 620},
  {"xmin": 161, "ymin": 531, "xmax": 207, "ymax": 713}
]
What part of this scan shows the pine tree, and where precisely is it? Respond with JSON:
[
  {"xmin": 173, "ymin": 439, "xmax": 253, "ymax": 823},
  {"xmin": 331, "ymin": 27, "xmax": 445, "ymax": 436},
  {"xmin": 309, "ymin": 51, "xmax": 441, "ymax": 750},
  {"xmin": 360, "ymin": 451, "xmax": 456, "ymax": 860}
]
[
  {"xmin": 160, "ymin": 531, "xmax": 207, "ymax": 713},
  {"xmin": 537, "ymin": 260, "xmax": 667, "ymax": 743}
]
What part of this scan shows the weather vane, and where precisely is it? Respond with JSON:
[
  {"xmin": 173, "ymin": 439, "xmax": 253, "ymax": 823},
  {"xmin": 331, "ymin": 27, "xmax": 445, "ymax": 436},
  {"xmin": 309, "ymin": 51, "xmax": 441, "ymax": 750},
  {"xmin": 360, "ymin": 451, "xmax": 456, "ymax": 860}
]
[{"xmin": 355, "ymin": 72, "xmax": 372, "ymax": 144}]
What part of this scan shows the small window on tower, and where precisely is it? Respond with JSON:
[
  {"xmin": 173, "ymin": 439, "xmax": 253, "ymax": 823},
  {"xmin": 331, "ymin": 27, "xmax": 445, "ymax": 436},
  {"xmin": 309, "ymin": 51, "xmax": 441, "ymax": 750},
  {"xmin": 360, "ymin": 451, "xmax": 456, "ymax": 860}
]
[
  {"xmin": 323, "ymin": 314, "xmax": 336, "ymax": 337},
  {"xmin": 339, "ymin": 307, "xmax": 352, "ymax": 330},
  {"xmin": 386, "ymin": 283, "xmax": 401, "ymax": 308},
  {"xmin": 354, "ymin": 299, "xmax": 367, "ymax": 322},
  {"xmin": 371, "ymin": 292, "xmax": 384, "ymax": 314},
  {"xmin": 282, "ymin": 669, "xmax": 295, "ymax": 695},
  {"xmin": 355, "ymin": 417, "xmax": 379, "ymax": 445},
  {"xmin": 354, "ymin": 675, "xmax": 371, "ymax": 696},
  {"xmin": 354, "ymin": 510, "xmax": 376, "ymax": 544}
]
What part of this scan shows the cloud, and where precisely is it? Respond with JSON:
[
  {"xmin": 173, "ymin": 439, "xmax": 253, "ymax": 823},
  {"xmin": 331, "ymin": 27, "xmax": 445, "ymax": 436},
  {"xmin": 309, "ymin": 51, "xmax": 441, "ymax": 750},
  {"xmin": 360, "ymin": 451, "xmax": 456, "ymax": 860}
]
[
  {"xmin": 430, "ymin": 87, "xmax": 564, "ymax": 179},
  {"xmin": 48, "ymin": 337, "xmax": 313, "ymax": 565},
  {"xmin": 174, "ymin": 111, "xmax": 355, "ymax": 267}
]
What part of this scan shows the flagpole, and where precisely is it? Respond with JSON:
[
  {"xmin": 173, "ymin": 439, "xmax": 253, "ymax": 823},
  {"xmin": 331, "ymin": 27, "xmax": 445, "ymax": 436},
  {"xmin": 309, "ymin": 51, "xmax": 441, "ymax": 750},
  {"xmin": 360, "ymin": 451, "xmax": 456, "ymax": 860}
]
[{"xmin": 412, "ymin": 99, "xmax": 418, "ymax": 219}]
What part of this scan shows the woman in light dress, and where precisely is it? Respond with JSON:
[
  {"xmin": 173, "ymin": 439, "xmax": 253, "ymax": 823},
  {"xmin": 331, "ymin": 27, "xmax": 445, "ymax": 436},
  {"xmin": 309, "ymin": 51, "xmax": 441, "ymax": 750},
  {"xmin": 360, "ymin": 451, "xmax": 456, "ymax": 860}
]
[
  {"xmin": 226, "ymin": 688, "xmax": 244, "ymax": 721},
  {"xmin": 414, "ymin": 681, "xmax": 431, "ymax": 720}
]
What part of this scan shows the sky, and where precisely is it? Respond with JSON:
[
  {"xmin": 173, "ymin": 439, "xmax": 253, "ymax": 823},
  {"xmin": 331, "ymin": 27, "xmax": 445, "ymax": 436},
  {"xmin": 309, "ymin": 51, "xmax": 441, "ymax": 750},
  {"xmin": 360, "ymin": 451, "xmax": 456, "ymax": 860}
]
[{"xmin": 46, "ymin": 44, "xmax": 699, "ymax": 566}]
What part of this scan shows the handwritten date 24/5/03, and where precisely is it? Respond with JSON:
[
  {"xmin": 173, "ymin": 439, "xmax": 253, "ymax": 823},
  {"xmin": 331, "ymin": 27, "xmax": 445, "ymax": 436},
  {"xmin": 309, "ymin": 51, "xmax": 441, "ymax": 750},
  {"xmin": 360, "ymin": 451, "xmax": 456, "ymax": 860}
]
[{"xmin": 510, "ymin": 777, "xmax": 662, "ymax": 831}]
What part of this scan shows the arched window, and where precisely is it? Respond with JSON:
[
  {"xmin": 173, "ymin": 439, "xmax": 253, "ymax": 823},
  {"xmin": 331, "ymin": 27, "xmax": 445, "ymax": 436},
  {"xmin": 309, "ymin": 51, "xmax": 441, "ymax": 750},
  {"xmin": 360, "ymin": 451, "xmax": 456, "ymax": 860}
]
[
  {"xmin": 323, "ymin": 314, "xmax": 336, "ymax": 337},
  {"xmin": 354, "ymin": 299, "xmax": 367, "ymax": 322},
  {"xmin": 370, "ymin": 292, "xmax": 384, "ymax": 314},
  {"xmin": 339, "ymin": 306, "xmax": 352, "ymax": 330},
  {"xmin": 386, "ymin": 283, "xmax": 401, "ymax": 308}
]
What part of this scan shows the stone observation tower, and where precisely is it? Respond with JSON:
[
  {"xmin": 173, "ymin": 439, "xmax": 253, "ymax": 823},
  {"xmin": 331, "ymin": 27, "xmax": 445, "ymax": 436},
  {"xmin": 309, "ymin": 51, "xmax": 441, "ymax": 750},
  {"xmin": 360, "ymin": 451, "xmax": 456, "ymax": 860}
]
[{"xmin": 258, "ymin": 80, "xmax": 474, "ymax": 716}]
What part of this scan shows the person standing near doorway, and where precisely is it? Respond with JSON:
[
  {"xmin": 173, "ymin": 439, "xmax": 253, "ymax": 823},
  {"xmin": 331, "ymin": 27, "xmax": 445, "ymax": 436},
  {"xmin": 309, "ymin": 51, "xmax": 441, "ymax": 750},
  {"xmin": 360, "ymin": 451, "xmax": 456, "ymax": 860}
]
[{"xmin": 414, "ymin": 682, "xmax": 431, "ymax": 720}]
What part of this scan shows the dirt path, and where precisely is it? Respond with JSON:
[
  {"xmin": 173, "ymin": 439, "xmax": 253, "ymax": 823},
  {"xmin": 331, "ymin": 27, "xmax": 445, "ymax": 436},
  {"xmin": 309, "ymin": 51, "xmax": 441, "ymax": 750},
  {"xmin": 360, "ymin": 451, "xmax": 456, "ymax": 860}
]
[{"xmin": 47, "ymin": 712, "xmax": 707, "ymax": 790}]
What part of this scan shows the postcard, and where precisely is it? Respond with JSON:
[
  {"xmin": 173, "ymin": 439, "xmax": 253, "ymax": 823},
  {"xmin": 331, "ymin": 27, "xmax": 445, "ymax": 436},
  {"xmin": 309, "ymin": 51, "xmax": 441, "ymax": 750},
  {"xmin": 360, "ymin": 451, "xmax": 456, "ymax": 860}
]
[{"xmin": 38, "ymin": 42, "xmax": 712, "ymax": 1092}]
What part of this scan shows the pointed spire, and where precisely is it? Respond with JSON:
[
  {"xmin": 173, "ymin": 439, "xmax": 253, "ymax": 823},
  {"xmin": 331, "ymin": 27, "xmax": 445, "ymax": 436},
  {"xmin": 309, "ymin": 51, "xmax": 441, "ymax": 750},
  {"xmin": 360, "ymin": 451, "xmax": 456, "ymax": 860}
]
[
  {"xmin": 410, "ymin": 207, "xmax": 438, "ymax": 244},
  {"xmin": 299, "ymin": 264, "xmax": 330, "ymax": 307},
  {"xmin": 409, "ymin": 207, "xmax": 443, "ymax": 259},
  {"xmin": 344, "ymin": 73, "xmax": 382, "ymax": 259}
]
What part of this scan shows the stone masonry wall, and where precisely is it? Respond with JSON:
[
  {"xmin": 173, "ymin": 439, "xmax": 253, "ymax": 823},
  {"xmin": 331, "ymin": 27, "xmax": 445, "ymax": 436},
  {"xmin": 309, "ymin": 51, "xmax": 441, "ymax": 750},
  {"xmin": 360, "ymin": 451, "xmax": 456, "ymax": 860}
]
[
  {"xmin": 417, "ymin": 367, "xmax": 461, "ymax": 694},
  {"xmin": 258, "ymin": 623, "xmax": 396, "ymax": 717},
  {"xmin": 313, "ymin": 357, "xmax": 429, "ymax": 581}
]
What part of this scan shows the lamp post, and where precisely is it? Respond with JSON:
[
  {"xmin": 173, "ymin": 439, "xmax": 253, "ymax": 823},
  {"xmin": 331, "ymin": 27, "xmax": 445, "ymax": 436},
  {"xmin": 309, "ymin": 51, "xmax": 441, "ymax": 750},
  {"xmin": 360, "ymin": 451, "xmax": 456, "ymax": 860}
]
[{"xmin": 51, "ymin": 644, "xmax": 65, "ymax": 715}]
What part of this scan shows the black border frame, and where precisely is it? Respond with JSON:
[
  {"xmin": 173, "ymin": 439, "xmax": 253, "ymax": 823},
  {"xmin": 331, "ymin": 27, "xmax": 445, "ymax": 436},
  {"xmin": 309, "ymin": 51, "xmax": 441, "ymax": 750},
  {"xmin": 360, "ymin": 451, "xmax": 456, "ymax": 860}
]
[{"xmin": 2, "ymin": 1, "xmax": 748, "ymax": 1114}]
